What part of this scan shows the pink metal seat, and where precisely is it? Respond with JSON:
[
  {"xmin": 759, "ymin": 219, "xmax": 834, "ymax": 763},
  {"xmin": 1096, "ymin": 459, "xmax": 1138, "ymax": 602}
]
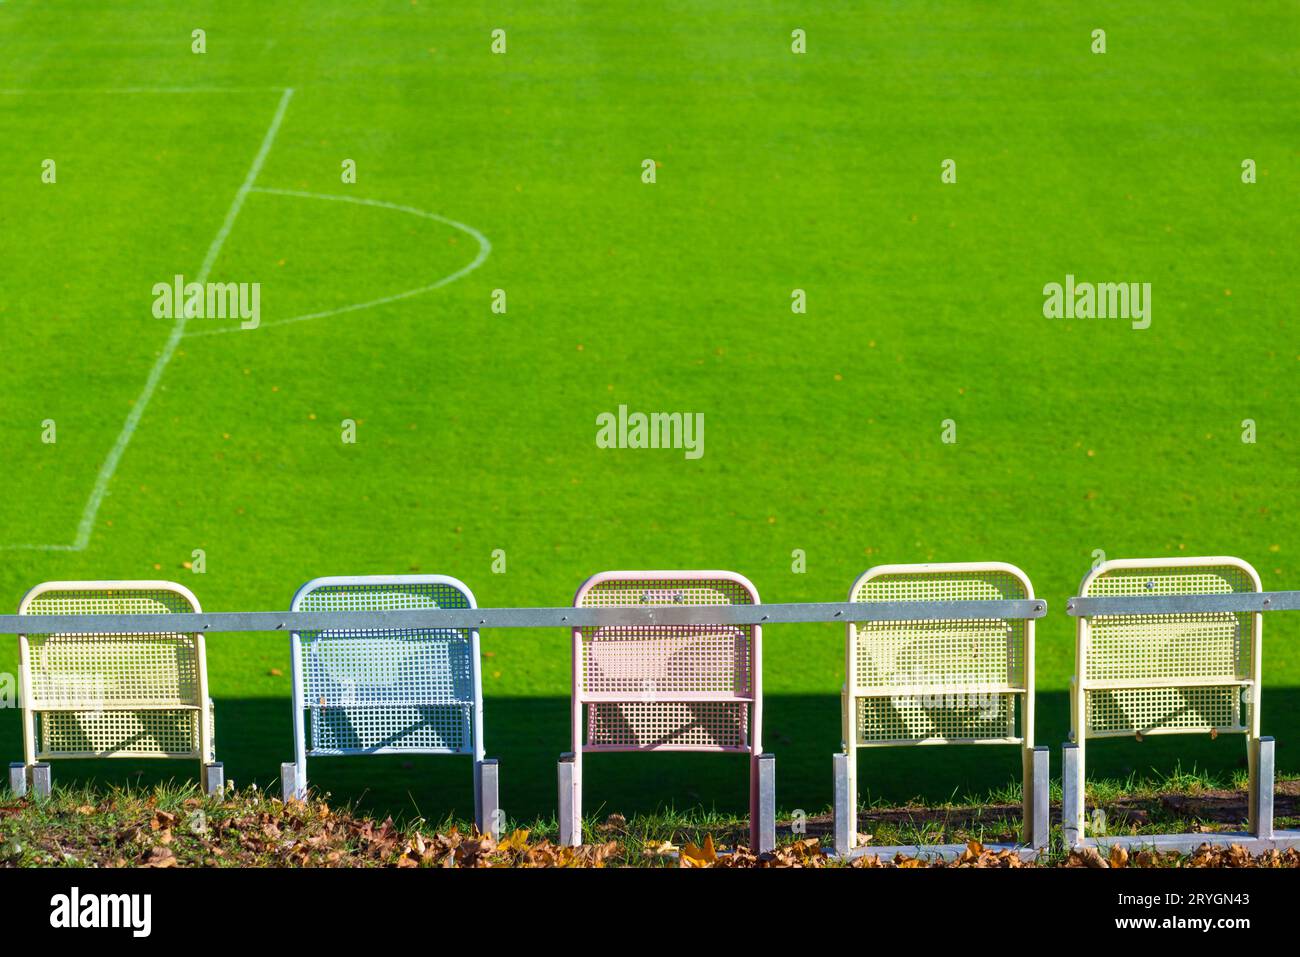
[{"xmin": 558, "ymin": 571, "xmax": 774, "ymax": 850}]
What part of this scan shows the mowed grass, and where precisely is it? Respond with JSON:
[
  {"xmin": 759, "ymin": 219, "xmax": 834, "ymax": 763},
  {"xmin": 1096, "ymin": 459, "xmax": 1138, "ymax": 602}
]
[{"xmin": 0, "ymin": 2, "xmax": 1297, "ymax": 824}]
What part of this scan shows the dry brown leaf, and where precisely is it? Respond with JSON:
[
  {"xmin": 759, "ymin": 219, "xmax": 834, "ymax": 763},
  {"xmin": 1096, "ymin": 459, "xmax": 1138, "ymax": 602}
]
[
  {"xmin": 597, "ymin": 813, "xmax": 627, "ymax": 834},
  {"xmin": 141, "ymin": 846, "xmax": 176, "ymax": 868},
  {"xmin": 1067, "ymin": 846, "xmax": 1108, "ymax": 869}
]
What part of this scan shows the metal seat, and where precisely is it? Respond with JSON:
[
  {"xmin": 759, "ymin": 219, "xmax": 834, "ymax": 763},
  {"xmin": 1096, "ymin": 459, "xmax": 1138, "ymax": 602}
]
[
  {"xmin": 9, "ymin": 580, "xmax": 221, "ymax": 799},
  {"xmin": 1064, "ymin": 556, "xmax": 1298, "ymax": 852},
  {"xmin": 558, "ymin": 570, "xmax": 775, "ymax": 851},
  {"xmin": 833, "ymin": 563, "xmax": 1047, "ymax": 860},
  {"xmin": 280, "ymin": 575, "xmax": 498, "ymax": 836}
]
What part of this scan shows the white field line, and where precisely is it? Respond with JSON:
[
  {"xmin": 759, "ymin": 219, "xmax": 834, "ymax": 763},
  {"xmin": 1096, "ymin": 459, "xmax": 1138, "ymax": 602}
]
[
  {"xmin": 183, "ymin": 188, "xmax": 491, "ymax": 338},
  {"xmin": 0, "ymin": 87, "xmax": 295, "ymax": 552},
  {"xmin": 0, "ymin": 86, "xmax": 290, "ymax": 95}
]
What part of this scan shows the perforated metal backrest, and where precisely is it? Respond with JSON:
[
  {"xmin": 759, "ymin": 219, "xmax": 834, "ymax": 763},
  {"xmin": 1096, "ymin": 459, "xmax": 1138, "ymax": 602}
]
[
  {"xmin": 18, "ymin": 581, "xmax": 210, "ymax": 760},
  {"xmin": 848, "ymin": 564, "xmax": 1033, "ymax": 746},
  {"xmin": 291, "ymin": 576, "xmax": 481, "ymax": 756},
  {"xmin": 1077, "ymin": 558, "xmax": 1260, "ymax": 738},
  {"xmin": 573, "ymin": 572, "xmax": 759, "ymax": 753}
]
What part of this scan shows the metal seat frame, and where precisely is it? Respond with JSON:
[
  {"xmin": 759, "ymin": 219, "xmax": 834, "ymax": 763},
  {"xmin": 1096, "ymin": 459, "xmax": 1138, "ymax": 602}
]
[
  {"xmin": 1064, "ymin": 556, "xmax": 1300, "ymax": 853},
  {"xmin": 9, "ymin": 580, "xmax": 222, "ymax": 799},
  {"xmin": 832, "ymin": 562, "xmax": 1048, "ymax": 860},
  {"xmin": 280, "ymin": 574, "xmax": 499, "ymax": 837},
  {"xmin": 558, "ymin": 570, "xmax": 775, "ymax": 851}
]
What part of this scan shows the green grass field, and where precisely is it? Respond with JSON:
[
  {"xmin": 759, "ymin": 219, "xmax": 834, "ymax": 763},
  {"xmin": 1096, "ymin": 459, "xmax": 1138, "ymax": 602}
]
[{"xmin": 1, "ymin": 2, "xmax": 1297, "ymax": 828}]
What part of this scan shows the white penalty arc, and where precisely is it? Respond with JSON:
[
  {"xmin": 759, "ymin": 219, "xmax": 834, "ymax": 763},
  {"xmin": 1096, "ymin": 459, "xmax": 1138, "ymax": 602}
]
[{"xmin": 183, "ymin": 188, "xmax": 492, "ymax": 339}]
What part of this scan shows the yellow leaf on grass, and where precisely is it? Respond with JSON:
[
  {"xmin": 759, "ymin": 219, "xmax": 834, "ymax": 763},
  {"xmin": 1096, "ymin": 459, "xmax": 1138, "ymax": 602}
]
[
  {"xmin": 680, "ymin": 834, "xmax": 718, "ymax": 866},
  {"xmin": 497, "ymin": 829, "xmax": 531, "ymax": 852}
]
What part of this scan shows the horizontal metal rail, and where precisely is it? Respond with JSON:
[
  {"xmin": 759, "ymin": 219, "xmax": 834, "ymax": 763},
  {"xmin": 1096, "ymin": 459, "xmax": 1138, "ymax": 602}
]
[
  {"xmin": 0, "ymin": 598, "xmax": 1047, "ymax": 635},
  {"xmin": 1067, "ymin": 592, "xmax": 1300, "ymax": 617}
]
